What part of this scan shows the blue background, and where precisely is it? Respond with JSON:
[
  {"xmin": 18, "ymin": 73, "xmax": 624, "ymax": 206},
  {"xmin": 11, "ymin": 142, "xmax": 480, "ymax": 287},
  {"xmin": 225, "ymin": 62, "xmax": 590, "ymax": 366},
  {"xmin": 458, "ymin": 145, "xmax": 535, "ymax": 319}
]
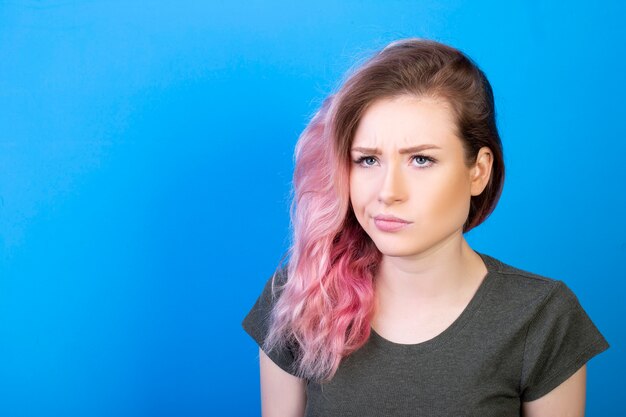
[{"xmin": 1, "ymin": 1, "xmax": 623, "ymax": 416}]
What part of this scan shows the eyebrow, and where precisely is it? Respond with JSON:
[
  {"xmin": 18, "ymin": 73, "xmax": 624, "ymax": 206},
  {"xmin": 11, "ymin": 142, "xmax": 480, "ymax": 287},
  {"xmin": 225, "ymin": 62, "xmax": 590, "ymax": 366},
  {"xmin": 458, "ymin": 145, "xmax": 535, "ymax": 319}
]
[{"xmin": 350, "ymin": 144, "xmax": 442, "ymax": 155}]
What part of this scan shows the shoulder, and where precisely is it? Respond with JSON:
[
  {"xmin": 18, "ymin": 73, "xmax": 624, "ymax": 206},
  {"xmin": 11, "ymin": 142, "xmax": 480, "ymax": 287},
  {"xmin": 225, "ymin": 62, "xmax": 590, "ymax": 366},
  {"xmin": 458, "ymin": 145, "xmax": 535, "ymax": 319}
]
[
  {"xmin": 478, "ymin": 254, "xmax": 611, "ymax": 402},
  {"xmin": 244, "ymin": 264, "xmax": 292, "ymax": 328},
  {"xmin": 481, "ymin": 252, "xmax": 577, "ymax": 315},
  {"xmin": 484, "ymin": 255, "xmax": 575, "ymax": 303},
  {"xmin": 263, "ymin": 264, "xmax": 290, "ymax": 302},
  {"xmin": 487, "ymin": 252, "xmax": 561, "ymax": 288}
]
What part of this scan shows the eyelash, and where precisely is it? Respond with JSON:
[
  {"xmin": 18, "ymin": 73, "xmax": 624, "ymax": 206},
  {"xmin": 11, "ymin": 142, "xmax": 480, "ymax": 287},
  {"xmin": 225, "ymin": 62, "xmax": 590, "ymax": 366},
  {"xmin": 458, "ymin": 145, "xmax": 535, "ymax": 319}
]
[{"xmin": 352, "ymin": 154, "xmax": 437, "ymax": 169}]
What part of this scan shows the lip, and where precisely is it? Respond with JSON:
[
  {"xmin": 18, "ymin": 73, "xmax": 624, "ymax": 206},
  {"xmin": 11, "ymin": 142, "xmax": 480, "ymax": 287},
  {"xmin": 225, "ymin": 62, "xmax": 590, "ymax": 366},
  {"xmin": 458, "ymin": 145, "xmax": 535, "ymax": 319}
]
[
  {"xmin": 373, "ymin": 214, "xmax": 412, "ymax": 232},
  {"xmin": 374, "ymin": 214, "xmax": 411, "ymax": 223}
]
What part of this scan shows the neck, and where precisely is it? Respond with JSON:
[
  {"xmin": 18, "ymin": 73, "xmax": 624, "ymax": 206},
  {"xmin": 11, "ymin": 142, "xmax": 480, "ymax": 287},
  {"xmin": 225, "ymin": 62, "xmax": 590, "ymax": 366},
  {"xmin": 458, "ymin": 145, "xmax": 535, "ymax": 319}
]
[{"xmin": 374, "ymin": 233, "xmax": 486, "ymax": 305}]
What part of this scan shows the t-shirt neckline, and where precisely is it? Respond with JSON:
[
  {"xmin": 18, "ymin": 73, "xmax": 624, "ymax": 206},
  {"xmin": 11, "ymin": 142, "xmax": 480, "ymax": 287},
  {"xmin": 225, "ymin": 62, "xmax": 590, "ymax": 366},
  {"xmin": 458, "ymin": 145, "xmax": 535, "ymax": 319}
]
[{"xmin": 369, "ymin": 251, "xmax": 499, "ymax": 353}]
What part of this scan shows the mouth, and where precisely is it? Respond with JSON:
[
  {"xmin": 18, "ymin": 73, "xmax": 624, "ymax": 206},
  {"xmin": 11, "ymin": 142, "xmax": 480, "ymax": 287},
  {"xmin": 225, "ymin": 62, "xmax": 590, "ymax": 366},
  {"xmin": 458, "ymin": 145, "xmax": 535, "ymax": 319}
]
[
  {"xmin": 372, "ymin": 215, "xmax": 412, "ymax": 232},
  {"xmin": 373, "ymin": 214, "xmax": 411, "ymax": 223}
]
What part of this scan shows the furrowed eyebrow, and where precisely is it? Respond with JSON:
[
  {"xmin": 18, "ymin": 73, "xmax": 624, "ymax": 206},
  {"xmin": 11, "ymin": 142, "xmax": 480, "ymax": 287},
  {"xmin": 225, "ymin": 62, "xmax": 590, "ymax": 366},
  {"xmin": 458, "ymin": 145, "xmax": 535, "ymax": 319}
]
[{"xmin": 351, "ymin": 144, "xmax": 442, "ymax": 155}]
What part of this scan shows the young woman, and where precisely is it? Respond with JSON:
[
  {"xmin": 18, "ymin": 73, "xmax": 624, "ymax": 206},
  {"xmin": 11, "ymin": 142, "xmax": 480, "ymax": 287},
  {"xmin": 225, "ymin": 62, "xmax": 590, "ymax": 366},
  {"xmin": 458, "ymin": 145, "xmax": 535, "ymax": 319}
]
[{"xmin": 242, "ymin": 38, "xmax": 610, "ymax": 417}]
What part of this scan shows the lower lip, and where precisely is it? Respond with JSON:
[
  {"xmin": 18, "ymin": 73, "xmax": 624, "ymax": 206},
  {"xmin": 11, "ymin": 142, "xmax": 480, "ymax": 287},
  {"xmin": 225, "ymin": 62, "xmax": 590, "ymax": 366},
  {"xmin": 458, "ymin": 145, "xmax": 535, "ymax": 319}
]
[{"xmin": 374, "ymin": 219, "xmax": 412, "ymax": 232}]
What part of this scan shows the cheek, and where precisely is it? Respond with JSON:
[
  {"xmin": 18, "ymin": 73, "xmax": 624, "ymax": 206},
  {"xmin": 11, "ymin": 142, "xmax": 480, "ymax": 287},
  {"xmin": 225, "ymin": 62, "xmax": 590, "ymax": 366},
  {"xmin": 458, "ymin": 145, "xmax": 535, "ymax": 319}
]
[
  {"xmin": 349, "ymin": 176, "xmax": 372, "ymax": 217},
  {"xmin": 427, "ymin": 169, "xmax": 472, "ymax": 217}
]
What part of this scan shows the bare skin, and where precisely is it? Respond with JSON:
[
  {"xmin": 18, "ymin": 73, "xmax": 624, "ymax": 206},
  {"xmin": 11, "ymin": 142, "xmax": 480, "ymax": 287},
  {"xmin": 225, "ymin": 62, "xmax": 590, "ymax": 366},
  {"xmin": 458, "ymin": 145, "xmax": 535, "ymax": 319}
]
[
  {"xmin": 259, "ymin": 94, "xmax": 587, "ymax": 416},
  {"xmin": 349, "ymin": 95, "xmax": 494, "ymax": 343},
  {"xmin": 260, "ymin": 348, "xmax": 306, "ymax": 417},
  {"xmin": 349, "ymin": 94, "xmax": 587, "ymax": 415}
]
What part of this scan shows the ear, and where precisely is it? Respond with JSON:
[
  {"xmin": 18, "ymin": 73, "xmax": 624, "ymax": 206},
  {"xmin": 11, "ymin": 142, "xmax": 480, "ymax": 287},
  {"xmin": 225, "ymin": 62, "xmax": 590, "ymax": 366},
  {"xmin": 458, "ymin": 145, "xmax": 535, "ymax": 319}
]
[{"xmin": 470, "ymin": 146, "xmax": 493, "ymax": 196}]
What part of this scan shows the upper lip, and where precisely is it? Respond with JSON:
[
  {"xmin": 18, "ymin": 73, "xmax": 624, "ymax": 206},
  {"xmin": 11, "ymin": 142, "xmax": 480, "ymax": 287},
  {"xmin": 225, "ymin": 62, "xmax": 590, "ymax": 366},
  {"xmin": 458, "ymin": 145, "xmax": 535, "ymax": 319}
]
[{"xmin": 374, "ymin": 214, "xmax": 411, "ymax": 223}]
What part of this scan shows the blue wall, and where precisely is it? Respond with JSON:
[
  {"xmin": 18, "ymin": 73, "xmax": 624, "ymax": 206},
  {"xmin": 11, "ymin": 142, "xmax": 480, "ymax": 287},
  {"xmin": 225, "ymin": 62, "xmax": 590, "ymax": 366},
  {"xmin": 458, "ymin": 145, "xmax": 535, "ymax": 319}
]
[{"xmin": 0, "ymin": 1, "xmax": 623, "ymax": 416}]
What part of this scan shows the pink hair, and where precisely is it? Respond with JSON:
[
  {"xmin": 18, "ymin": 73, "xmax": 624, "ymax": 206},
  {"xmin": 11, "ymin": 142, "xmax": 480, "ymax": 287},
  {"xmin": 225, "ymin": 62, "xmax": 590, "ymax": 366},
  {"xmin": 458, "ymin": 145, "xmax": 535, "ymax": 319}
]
[
  {"xmin": 262, "ymin": 95, "xmax": 381, "ymax": 383},
  {"xmin": 262, "ymin": 38, "xmax": 504, "ymax": 382}
]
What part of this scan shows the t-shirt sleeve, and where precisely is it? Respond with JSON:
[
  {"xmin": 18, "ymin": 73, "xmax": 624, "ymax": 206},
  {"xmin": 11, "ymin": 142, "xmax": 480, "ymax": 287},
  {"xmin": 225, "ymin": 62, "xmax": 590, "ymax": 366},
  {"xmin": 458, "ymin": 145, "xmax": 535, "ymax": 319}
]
[
  {"xmin": 520, "ymin": 280, "xmax": 610, "ymax": 402},
  {"xmin": 241, "ymin": 267, "xmax": 301, "ymax": 377}
]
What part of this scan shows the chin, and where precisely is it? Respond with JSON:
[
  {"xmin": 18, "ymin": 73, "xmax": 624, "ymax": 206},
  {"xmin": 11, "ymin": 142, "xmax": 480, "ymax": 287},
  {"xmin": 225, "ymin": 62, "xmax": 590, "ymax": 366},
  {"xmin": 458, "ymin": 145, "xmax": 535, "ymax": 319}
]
[
  {"xmin": 379, "ymin": 248, "xmax": 424, "ymax": 258},
  {"xmin": 370, "ymin": 239, "xmax": 424, "ymax": 257}
]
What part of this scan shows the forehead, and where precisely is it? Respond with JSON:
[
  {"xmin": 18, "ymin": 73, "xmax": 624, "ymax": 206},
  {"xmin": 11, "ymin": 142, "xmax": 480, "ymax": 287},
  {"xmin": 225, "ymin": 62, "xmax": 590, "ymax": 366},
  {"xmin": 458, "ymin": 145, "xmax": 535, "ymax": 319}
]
[{"xmin": 351, "ymin": 95, "xmax": 459, "ymax": 150}]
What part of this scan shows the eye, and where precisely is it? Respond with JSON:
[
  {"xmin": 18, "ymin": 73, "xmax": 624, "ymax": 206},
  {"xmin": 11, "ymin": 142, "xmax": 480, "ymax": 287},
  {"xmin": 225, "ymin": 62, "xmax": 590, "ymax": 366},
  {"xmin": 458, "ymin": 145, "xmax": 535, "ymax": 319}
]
[
  {"xmin": 352, "ymin": 156, "xmax": 378, "ymax": 167},
  {"xmin": 352, "ymin": 155, "xmax": 437, "ymax": 169},
  {"xmin": 411, "ymin": 154, "xmax": 436, "ymax": 168}
]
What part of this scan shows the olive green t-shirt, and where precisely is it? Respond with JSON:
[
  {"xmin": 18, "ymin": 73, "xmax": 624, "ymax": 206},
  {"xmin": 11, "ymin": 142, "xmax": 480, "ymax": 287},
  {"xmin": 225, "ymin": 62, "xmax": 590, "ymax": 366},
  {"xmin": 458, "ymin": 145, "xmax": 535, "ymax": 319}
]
[{"xmin": 242, "ymin": 252, "xmax": 610, "ymax": 416}]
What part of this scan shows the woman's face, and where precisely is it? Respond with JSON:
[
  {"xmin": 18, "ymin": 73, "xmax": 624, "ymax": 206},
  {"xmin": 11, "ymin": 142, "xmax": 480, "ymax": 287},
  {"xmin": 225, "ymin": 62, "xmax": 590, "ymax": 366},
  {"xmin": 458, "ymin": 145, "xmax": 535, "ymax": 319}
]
[{"xmin": 349, "ymin": 95, "xmax": 489, "ymax": 258}]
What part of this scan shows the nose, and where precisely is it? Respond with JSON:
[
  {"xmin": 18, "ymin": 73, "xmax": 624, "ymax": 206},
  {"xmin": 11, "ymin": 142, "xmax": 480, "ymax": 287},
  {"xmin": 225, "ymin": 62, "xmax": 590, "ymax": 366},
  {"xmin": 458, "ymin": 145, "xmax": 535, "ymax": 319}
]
[{"xmin": 377, "ymin": 163, "xmax": 406, "ymax": 205}]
